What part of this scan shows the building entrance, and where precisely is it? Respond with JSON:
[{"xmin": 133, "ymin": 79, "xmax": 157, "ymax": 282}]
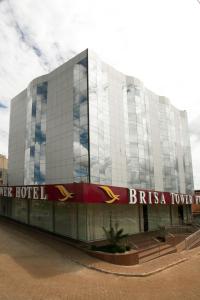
[
  {"xmin": 178, "ymin": 206, "xmax": 184, "ymax": 224},
  {"xmin": 143, "ymin": 205, "xmax": 148, "ymax": 231}
]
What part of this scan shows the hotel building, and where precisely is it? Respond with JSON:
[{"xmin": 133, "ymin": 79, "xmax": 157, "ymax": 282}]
[
  {"xmin": 0, "ymin": 154, "xmax": 8, "ymax": 185},
  {"xmin": 0, "ymin": 49, "xmax": 194, "ymax": 241}
]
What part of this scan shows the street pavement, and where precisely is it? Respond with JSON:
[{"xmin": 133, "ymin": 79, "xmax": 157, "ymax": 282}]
[{"xmin": 0, "ymin": 218, "xmax": 200, "ymax": 300}]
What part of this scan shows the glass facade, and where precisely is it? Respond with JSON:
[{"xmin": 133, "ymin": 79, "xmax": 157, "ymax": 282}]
[
  {"xmin": 88, "ymin": 55, "xmax": 112, "ymax": 185},
  {"xmin": 181, "ymin": 113, "xmax": 194, "ymax": 194},
  {"xmin": 9, "ymin": 49, "xmax": 194, "ymax": 194},
  {"xmin": 88, "ymin": 51, "xmax": 194, "ymax": 194},
  {"xmin": 73, "ymin": 57, "xmax": 89, "ymax": 183},
  {"xmin": 54, "ymin": 202, "xmax": 78, "ymax": 238},
  {"xmin": 158, "ymin": 98, "xmax": 179, "ymax": 192},
  {"xmin": 124, "ymin": 80, "xmax": 155, "ymax": 189},
  {"xmin": 29, "ymin": 199, "xmax": 53, "ymax": 231},
  {"xmin": 148, "ymin": 205, "xmax": 171, "ymax": 230},
  {"xmin": 0, "ymin": 196, "xmax": 192, "ymax": 241},
  {"xmin": 12, "ymin": 198, "xmax": 28, "ymax": 223},
  {"xmin": 24, "ymin": 82, "xmax": 48, "ymax": 185},
  {"xmin": 87, "ymin": 204, "xmax": 140, "ymax": 240}
]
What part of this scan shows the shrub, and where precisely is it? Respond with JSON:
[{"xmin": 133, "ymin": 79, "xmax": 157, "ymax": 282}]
[
  {"xmin": 90, "ymin": 244, "xmax": 127, "ymax": 253},
  {"xmin": 103, "ymin": 217, "xmax": 129, "ymax": 247},
  {"xmin": 90, "ymin": 217, "xmax": 132, "ymax": 253}
]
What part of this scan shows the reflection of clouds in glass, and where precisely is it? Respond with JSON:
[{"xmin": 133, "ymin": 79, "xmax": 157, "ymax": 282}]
[
  {"xmin": 73, "ymin": 141, "xmax": 88, "ymax": 157},
  {"xmin": 80, "ymin": 128, "xmax": 88, "ymax": 149},
  {"xmin": 79, "ymin": 58, "xmax": 87, "ymax": 68},
  {"xmin": 88, "ymin": 57, "xmax": 112, "ymax": 184},
  {"xmin": 32, "ymin": 100, "xmax": 36, "ymax": 117},
  {"xmin": 80, "ymin": 90, "xmax": 87, "ymax": 103},
  {"xmin": 24, "ymin": 81, "xmax": 47, "ymax": 184},
  {"xmin": 73, "ymin": 57, "xmax": 89, "ymax": 182},
  {"xmin": 73, "ymin": 104, "xmax": 80, "ymax": 119},
  {"xmin": 37, "ymin": 82, "xmax": 47, "ymax": 98},
  {"xmin": 80, "ymin": 155, "xmax": 88, "ymax": 166},
  {"xmin": 73, "ymin": 64, "xmax": 79, "ymax": 81},
  {"xmin": 74, "ymin": 166, "xmax": 88, "ymax": 177},
  {"xmin": 73, "ymin": 84, "xmax": 87, "ymax": 105},
  {"xmin": 30, "ymin": 145, "xmax": 35, "ymax": 157},
  {"xmin": 79, "ymin": 64, "xmax": 87, "ymax": 79},
  {"xmin": 35, "ymin": 122, "xmax": 46, "ymax": 144}
]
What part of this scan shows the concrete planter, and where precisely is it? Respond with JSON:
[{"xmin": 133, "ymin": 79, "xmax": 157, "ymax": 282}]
[{"xmin": 87, "ymin": 249, "xmax": 139, "ymax": 266}]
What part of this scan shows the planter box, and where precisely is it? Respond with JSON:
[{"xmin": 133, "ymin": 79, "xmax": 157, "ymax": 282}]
[{"xmin": 87, "ymin": 249, "xmax": 139, "ymax": 266}]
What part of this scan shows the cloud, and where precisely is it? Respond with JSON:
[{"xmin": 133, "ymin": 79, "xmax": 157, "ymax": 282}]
[
  {"xmin": 2, "ymin": 0, "xmax": 51, "ymax": 71},
  {"xmin": 0, "ymin": 129, "xmax": 8, "ymax": 139},
  {"xmin": 190, "ymin": 116, "xmax": 200, "ymax": 140},
  {"xmin": 8, "ymin": 8, "xmax": 51, "ymax": 70},
  {"xmin": 0, "ymin": 102, "xmax": 7, "ymax": 109},
  {"xmin": 0, "ymin": 132, "xmax": 8, "ymax": 157}
]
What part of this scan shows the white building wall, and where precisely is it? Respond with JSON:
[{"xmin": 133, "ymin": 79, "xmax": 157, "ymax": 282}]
[
  {"xmin": 8, "ymin": 90, "xmax": 27, "ymax": 185},
  {"xmin": 45, "ymin": 65, "xmax": 74, "ymax": 184},
  {"xmin": 8, "ymin": 50, "xmax": 88, "ymax": 185}
]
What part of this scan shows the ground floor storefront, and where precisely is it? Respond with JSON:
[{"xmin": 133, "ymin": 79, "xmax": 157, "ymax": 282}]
[
  {"xmin": 0, "ymin": 183, "xmax": 193, "ymax": 241},
  {"xmin": 192, "ymin": 191, "xmax": 200, "ymax": 224}
]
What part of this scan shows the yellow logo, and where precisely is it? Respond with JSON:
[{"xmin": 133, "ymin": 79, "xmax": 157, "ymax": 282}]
[
  {"xmin": 99, "ymin": 186, "xmax": 120, "ymax": 204},
  {"xmin": 56, "ymin": 185, "xmax": 74, "ymax": 202}
]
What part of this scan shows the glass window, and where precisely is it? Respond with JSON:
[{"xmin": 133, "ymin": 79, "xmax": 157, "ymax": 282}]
[{"xmin": 73, "ymin": 57, "xmax": 89, "ymax": 182}]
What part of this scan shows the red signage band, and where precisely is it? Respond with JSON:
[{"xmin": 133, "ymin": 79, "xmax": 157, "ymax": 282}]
[{"xmin": 0, "ymin": 183, "xmax": 199, "ymax": 205}]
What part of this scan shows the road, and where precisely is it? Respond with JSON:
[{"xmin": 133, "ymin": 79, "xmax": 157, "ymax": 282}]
[{"xmin": 0, "ymin": 218, "xmax": 199, "ymax": 300}]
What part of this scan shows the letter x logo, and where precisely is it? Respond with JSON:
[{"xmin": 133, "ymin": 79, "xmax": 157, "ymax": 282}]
[
  {"xmin": 56, "ymin": 185, "xmax": 74, "ymax": 202},
  {"xmin": 99, "ymin": 186, "xmax": 120, "ymax": 203}
]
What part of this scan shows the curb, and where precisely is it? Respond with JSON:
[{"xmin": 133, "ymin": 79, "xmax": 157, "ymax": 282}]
[{"xmin": 69, "ymin": 257, "xmax": 188, "ymax": 277}]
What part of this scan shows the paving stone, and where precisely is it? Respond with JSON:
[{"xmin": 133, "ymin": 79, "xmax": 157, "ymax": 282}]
[{"xmin": 0, "ymin": 219, "xmax": 200, "ymax": 299}]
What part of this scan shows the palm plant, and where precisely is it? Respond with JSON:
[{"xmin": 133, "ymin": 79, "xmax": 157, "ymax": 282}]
[{"xmin": 103, "ymin": 217, "xmax": 128, "ymax": 247}]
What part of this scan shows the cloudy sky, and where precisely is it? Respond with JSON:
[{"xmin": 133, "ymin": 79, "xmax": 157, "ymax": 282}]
[{"xmin": 0, "ymin": 0, "xmax": 200, "ymax": 188}]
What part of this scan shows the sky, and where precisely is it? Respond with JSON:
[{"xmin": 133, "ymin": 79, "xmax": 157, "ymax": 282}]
[{"xmin": 0, "ymin": 0, "xmax": 200, "ymax": 188}]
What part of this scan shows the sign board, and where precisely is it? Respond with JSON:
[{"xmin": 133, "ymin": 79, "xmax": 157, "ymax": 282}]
[{"xmin": 0, "ymin": 184, "xmax": 198, "ymax": 205}]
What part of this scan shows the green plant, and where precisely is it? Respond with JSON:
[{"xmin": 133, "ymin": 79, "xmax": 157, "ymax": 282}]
[
  {"xmin": 91, "ymin": 244, "xmax": 127, "ymax": 253},
  {"xmin": 103, "ymin": 217, "xmax": 129, "ymax": 247},
  {"xmin": 90, "ymin": 219, "xmax": 131, "ymax": 253},
  {"xmin": 125, "ymin": 245, "xmax": 131, "ymax": 251}
]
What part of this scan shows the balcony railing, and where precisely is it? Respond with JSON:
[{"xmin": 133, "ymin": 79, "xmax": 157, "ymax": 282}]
[{"xmin": 185, "ymin": 228, "xmax": 200, "ymax": 249}]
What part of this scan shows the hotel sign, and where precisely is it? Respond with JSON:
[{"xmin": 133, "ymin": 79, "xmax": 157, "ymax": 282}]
[
  {"xmin": 0, "ymin": 186, "xmax": 47, "ymax": 200},
  {"xmin": 0, "ymin": 184, "xmax": 199, "ymax": 205},
  {"xmin": 129, "ymin": 188, "xmax": 200, "ymax": 205}
]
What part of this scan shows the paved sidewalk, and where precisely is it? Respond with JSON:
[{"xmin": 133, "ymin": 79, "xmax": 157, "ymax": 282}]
[
  {"xmin": 44, "ymin": 228, "xmax": 200, "ymax": 277},
  {"xmin": 65, "ymin": 244, "xmax": 200, "ymax": 277},
  {"xmin": 1, "ymin": 218, "xmax": 200, "ymax": 300},
  {"xmin": 1, "ymin": 218, "xmax": 199, "ymax": 277}
]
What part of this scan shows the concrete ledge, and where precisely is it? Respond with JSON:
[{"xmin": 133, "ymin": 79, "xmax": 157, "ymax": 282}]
[
  {"xmin": 71, "ymin": 257, "xmax": 188, "ymax": 277},
  {"xmin": 87, "ymin": 249, "xmax": 139, "ymax": 266}
]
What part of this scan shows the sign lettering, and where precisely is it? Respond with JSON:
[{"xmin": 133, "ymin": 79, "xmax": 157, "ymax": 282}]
[{"xmin": 129, "ymin": 188, "xmax": 198, "ymax": 205}]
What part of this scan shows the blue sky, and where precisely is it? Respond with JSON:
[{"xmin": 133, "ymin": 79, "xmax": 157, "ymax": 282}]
[{"xmin": 0, "ymin": 0, "xmax": 200, "ymax": 188}]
